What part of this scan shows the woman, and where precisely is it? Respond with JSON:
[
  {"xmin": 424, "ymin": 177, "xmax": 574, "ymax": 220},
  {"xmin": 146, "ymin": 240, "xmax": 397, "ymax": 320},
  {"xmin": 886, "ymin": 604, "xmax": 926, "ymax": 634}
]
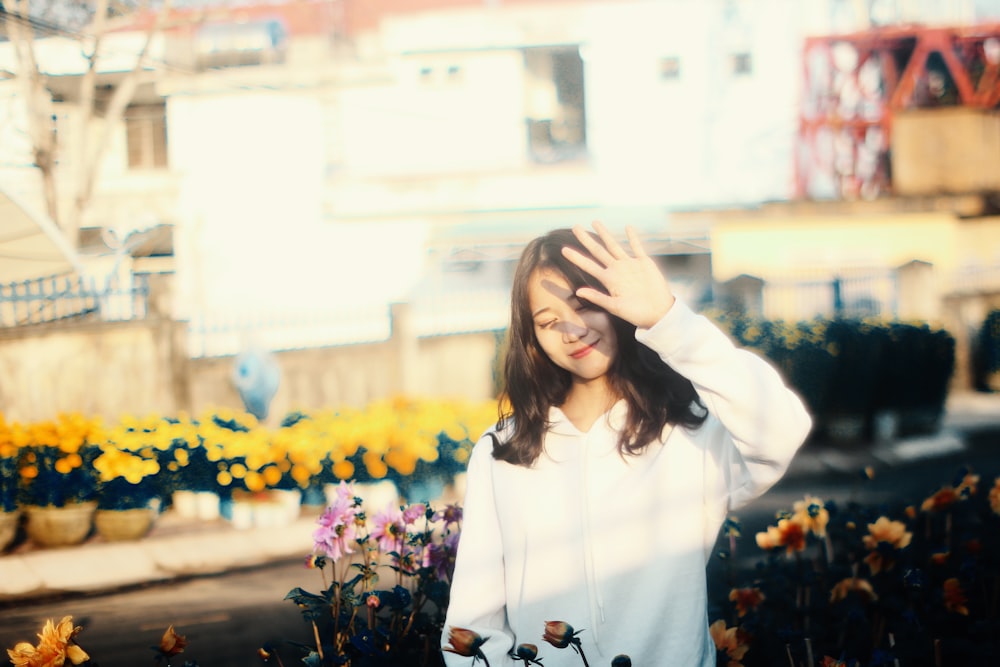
[{"xmin": 443, "ymin": 222, "xmax": 812, "ymax": 666}]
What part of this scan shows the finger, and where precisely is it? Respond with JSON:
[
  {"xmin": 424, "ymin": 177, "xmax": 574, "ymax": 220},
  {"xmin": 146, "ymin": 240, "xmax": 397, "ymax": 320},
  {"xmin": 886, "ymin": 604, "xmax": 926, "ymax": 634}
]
[
  {"xmin": 624, "ymin": 225, "xmax": 649, "ymax": 259},
  {"xmin": 561, "ymin": 246, "xmax": 607, "ymax": 281},
  {"xmin": 575, "ymin": 286, "xmax": 613, "ymax": 311},
  {"xmin": 590, "ymin": 220, "xmax": 630, "ymax": 259},
  {"xmin": 571, "ymin": 224, "xmax": 616, "ymax": 266}
]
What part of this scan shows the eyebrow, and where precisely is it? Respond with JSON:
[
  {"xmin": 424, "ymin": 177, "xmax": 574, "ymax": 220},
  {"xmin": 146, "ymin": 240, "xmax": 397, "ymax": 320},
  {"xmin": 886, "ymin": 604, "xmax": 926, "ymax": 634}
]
[{"xmin": 531, "ymin": 306, "xmax": 551, "ymax": 318}]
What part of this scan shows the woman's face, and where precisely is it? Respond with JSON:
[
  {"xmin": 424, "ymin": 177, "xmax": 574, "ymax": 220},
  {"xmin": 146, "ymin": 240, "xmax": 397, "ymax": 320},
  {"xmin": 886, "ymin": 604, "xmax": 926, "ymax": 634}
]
[{"xmin": 527, "ymin": 267, "xmax": 618, "ymax": 384}]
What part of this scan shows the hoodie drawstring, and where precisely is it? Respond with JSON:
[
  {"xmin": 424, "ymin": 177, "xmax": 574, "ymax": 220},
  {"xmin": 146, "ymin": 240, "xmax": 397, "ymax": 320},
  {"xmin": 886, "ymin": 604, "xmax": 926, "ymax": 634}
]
[{"xmin": 580, "ymin": 433, "xmax": 606, "ymax": 652}]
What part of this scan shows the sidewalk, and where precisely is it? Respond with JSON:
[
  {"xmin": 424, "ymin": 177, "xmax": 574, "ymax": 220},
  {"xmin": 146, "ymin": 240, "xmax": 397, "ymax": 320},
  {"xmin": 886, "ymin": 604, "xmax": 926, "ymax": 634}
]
[{"xmin": 2, "ymin": 391, "xmax": 998, "ymax": 605}]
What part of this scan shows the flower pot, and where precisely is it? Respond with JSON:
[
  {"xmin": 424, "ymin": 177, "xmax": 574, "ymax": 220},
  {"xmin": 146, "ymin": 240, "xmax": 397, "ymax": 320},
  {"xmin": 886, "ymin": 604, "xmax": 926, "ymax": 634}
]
[
  {"xmin": 24, "ymin": 501, "xmax": 97, "ymax": 548},
  {"xmin": 171, "ymin": 490, "xmax": 221, "ymax": 520},
  {"xmin": 0, "ymin": 509, "xmax": 20, "ymax": 551},
  {"xmin": 94, "ymin": 508, "xmax": 157, "ymax": 542},
  {"xmin": 227, "ymin": 489, "xmax": 302, "ymax": 530}
]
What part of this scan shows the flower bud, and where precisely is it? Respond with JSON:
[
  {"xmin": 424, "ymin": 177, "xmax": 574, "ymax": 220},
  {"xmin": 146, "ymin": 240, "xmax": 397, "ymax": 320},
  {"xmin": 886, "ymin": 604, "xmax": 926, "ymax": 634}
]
[
  {"xmin": 611, "ymin": 655, "xmax": 632, "ymax": 667},
  {"xmin": 443, "ymin": 627, "xmax": 487, "ymax": 657},
  {"xmin": 159, "ymin": 625, "xmax": 188, "ymax": 657},
  {"xmin": 514, "ymin": 643, "xmax": 539, "ymax": 660},
  {"xmin": 542, "ymin": 621, "xmax": 574, "ymax": 649}
]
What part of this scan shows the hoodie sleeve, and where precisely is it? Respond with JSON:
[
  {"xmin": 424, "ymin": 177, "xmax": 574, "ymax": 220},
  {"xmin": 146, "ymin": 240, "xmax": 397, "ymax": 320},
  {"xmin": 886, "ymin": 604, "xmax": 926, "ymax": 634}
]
[
  {"xmin": 442, "ymin": 433, "xmax": 515, "ymax": 667},
  {"xmin": 635, "ymin": 299, "xmax": 813, "ymax": 511}
]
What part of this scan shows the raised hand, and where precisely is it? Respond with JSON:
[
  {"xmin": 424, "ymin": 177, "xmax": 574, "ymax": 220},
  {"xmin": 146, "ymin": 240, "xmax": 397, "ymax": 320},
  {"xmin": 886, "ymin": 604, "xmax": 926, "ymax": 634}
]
[{"xmin": 561, "ymin": 221, "xmax": 675, "ymax": 330}]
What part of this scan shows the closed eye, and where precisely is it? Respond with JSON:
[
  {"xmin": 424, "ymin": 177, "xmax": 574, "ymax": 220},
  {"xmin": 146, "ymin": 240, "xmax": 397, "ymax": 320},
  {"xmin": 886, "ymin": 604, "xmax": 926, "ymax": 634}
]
[{"xmin": 536, "ymin": 319, "xmax": 556, "ymax": 329}]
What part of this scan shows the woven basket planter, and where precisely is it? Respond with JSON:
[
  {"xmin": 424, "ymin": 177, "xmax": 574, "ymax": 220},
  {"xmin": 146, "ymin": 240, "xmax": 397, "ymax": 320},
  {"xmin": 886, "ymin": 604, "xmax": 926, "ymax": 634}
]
[
  {"xmin": 24, "ymin": 501, "xmax": 97, "ymax": 548},
  {"xmin": 94, "ymin": 507, "xmax": 157, "ymax": 542},
  {"xmin": 0, "ymin": 509, "xmax": 20, "ymax": 552}
]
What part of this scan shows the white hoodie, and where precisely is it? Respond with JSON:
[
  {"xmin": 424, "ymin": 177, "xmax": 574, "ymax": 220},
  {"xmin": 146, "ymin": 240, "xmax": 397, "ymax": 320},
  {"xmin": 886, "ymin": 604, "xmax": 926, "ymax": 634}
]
[{"xmin": 443, "ymin": 299, "xmax": 812, "ymax": 666}]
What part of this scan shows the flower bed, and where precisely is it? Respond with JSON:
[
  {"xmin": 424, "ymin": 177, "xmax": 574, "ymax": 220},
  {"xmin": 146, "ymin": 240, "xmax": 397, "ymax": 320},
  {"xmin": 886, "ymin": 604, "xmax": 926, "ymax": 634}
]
[
  {"xmin": 711, "ymin": 466, "xmax": 1000, "ymax": 667},
  {"xmin": 0, "ymin": 397, "xmax": 498, "ymax": 550}
]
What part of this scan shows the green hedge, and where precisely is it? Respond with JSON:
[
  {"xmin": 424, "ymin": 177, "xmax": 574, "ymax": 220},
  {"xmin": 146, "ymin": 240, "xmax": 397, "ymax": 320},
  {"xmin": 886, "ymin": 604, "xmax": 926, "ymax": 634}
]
[{"xmin": 710, "ymin": 312, "xmax": 955, "ymax": 443}]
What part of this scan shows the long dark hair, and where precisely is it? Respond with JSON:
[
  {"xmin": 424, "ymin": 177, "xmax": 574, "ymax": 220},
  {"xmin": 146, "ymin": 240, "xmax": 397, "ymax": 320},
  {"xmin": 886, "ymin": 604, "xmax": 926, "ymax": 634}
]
[{"xmin": 493, "ymin": 228, "xmax": 707, "ymax": 466}]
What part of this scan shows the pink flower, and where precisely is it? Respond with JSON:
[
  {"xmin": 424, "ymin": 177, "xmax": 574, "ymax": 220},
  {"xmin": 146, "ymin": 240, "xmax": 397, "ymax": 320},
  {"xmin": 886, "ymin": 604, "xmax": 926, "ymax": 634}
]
[
  {"xmin": 371, "ymin": 504, "xmax": 407, "ymax": 552},
  {"xmin": 312, "ymin": 492, "xmax": 358, "ymax": 561},
  {"xmin": 403, "ymin": 503, "xmax": 427, "ymax": 525}
]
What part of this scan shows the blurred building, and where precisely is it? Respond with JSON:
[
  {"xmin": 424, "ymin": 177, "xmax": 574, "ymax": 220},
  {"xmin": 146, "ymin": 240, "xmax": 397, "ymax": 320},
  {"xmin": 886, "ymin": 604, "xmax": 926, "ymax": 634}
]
[{"xmin": 0, "ymin": 0, "xmax": 998, "ymax": 361}]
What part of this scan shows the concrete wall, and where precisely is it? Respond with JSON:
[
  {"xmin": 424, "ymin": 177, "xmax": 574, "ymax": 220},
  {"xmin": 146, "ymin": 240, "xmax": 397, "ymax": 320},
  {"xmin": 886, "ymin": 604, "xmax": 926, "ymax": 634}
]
[{"xmin": 0, "ymin": 306, "xmax": 501, "ymax": 425}]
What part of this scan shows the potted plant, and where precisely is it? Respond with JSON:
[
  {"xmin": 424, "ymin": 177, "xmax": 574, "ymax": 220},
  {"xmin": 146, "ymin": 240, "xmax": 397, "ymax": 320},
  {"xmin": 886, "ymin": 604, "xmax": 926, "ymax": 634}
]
[
  {"xmin": 91, "ymin": 438, "xmax": 166, "ymax": 541},
  {"xmin": 0, "ymin": 414, "xmax": 21, "ymax": 551},
  {"xmin": 14, "ymin": 413, "xmax": 103, "ymax": 548}
]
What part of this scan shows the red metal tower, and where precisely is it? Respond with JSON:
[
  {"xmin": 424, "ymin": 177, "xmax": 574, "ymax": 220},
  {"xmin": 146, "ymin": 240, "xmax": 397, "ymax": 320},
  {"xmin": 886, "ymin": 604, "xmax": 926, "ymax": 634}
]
[{"xmin": 795, "ymin": 22, "xmax": 1000, "ymax": 200}]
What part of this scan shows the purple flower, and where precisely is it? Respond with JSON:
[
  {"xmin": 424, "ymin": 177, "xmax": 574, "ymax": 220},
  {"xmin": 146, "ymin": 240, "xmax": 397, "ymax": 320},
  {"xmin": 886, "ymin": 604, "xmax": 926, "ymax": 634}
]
[
  {"xmin": 428, "ymin": 531, "xmax": 460, "ymax": 581},
  {"xmin": 433, "ymin": 503, "xmax": 463, "ymax": 526}
]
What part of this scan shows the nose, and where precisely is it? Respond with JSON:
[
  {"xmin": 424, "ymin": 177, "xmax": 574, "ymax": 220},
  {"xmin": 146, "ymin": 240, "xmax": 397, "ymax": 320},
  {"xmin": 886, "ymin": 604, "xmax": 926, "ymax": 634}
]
[{"xmin": 560, "ymin": 318, "xmax": 588, "ymax": 343}]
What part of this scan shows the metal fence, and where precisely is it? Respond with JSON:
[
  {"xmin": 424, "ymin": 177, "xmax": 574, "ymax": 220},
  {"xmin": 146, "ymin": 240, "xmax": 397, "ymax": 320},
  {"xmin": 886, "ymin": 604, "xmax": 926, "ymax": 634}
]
[
  {"xmin": 762, "ymin": 269, "xmax": 899, "ymax": 321},
  {"xmin": 0, "ymin": 273, "xmax": 150, "ymax": 328}
]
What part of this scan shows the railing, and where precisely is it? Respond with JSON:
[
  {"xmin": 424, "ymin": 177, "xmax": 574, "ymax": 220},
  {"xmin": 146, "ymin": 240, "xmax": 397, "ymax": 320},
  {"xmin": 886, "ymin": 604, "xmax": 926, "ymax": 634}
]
[
  {"xmin": 762, "ymin": 269, "xmax": 899, "ymax": 320},
  {"xmin": 0, "ymin": 273, "xmax": 150, "ymax": 328}
]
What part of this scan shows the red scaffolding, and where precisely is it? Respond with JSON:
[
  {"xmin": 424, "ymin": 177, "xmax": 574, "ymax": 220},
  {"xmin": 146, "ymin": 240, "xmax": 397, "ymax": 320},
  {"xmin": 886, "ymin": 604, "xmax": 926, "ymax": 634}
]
[{"xmin": 795, "ymin": 22, "xmax": 1000, "ymax": 200}]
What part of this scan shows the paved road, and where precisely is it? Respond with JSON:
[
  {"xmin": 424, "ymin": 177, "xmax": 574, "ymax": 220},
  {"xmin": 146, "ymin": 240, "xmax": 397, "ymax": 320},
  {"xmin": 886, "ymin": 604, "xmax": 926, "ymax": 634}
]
[{"xmin": 0, "ymin": 560, "xmax": 317, "ymax": 667}]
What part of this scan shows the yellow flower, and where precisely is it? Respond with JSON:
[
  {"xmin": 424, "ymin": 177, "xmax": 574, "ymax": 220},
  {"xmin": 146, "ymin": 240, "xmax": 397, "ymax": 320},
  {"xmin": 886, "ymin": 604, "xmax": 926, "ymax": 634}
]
[{"xmin": 791, "ymin": 495, "xmax": 829, "ymax": 537}]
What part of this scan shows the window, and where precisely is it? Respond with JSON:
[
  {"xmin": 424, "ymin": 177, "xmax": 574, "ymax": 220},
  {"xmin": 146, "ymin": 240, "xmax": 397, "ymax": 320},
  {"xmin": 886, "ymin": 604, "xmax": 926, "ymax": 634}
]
[
  {"xmin": 730, "ymin": 52, "xmax": 753, "ymax": 76},
  {"xmin": 524, "ymin": 46, "xmax": 587, "ymax": 163},
  {"xmin": 660, "ymin": 56, "xmax": 681, "ymax": 80},
  {"xmin": 195, "ymin": 20, "xmax": 288, "ymax": 70},
  {"xmin": 125, "ymin": 104, "xmax": 168, "ymax": 170}
]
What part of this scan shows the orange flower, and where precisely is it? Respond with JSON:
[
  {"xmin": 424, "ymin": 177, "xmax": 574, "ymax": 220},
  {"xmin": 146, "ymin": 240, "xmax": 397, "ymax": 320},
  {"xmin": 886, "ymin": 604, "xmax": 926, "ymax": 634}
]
[
  {"xmin": 921, "ymin": 486, "xmax": 959, "ymax": 512},
  {"xmin": 709, "ymin": 619, "xmax": 749, "ymax": 667},
  {"xmin": 159, "ymin": 625, "xmax": 188, "ymax": 657},
  {"xmin": 755, "ymin": 517, "xmax": 807, "ymax": 554},
  {"xmin": 8, "ymin": 616, "xmax": 89, "ymax": 667},
  {"xmin": 861, "ymin": 516, "xmax": 912, "ymax": 574},
  {"xmin": 930, "ymin": 550, "xmax": 950, "ymax": 565},
  {"xmin": 943, "ymin": 578, "xmax": 969, "ymax": 615},
  {"xmin": 792, "ymin": 495, "xmax": 829, "ymax": 537},
  {"xmin": 830, "ymin": 577, "xmax": 877, "ymax": 604},
  {"xmin": 729, "ymin": 587, "xmax": 766, "ymax": 617},
  {"xmin": 956, "ymin": 473, "xmax": 979, "ymax": 496},
  {"xmin": 7, "ymin": 643, "xmax": 38, "ymax": 667},
  {"xmin": 862, "ymin": 517, "xmax": 912, "ymax": 550},
  {"xmin": 989, "ymin": 477, "xmax": 1000, "ymax": 516},
  {"xmin": 820, "ymin": 658, "xmax": 848, "ymax": 667}
]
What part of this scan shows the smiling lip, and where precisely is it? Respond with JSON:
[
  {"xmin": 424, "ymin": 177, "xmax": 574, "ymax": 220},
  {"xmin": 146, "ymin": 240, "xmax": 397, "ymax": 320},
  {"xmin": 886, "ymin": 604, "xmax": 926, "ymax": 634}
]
[{"xmin": 570, "ymin": 344, "xmax": 596, "ymax": 359}]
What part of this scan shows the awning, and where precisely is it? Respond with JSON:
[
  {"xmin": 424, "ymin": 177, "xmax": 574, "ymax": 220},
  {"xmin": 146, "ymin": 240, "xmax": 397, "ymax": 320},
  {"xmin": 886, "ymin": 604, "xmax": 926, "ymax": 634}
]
[
  {"xmin": 428, "ymin": 205, "xmax": 712, "ymax": 261},
  {"xmin": 0, "ymin": 185, "xmax": 82, "ymax": 284}
]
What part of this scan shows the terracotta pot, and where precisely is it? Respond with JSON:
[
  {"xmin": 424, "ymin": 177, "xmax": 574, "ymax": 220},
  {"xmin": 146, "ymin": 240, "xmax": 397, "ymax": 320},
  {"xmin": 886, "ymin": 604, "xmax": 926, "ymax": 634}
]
[
  {"xmin": 24, "ymin": 501, "xmax": 97, "ymax": 548},
  {"xmin": 94, "ymin": 507, "xmax": 157, "ymax": 542}
]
